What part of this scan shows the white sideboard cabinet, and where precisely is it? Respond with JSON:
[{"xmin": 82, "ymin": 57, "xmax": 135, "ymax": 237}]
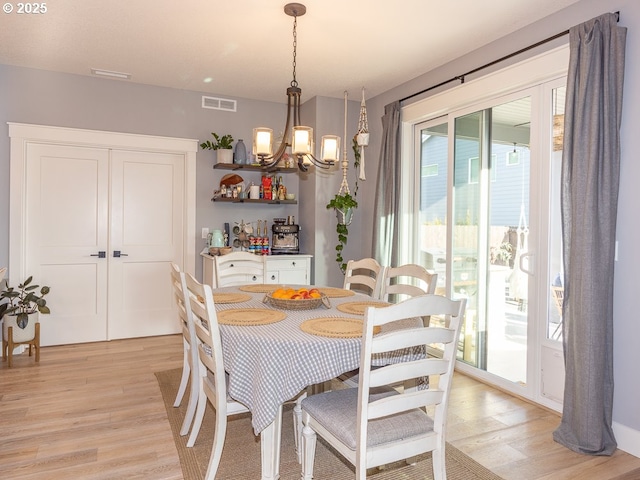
[{"xmin": 201, "ymin": 253, "xmax": 312, "ymax": 288}]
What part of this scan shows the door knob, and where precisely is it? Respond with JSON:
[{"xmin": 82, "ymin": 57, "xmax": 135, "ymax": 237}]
[
  {"xmin": 90, "ymin": 251, "xmax": 106, "ymax": 258},
  {"xmin": 113, "ymin": 250, "xmax": 129, "ymax": 258}
]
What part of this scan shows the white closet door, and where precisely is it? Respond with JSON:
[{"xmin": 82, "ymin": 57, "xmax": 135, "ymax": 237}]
[
  {"xmin": 12, "ymin": 124, "xmax": 195, "ymax": 346},
  {"xmin": 26, "ymin": 143, "xmax": 110, "ymax": 346},
  {"xmin": 107, "ymin": 150, "xmax": 184, "ymax": 340}
]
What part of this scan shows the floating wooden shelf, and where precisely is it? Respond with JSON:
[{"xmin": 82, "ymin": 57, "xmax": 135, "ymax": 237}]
[
  {"xmin": 213, "ymin": 163, "xmax": 298, "ymax": 174},
  {"xmin": 211, "ymin": 197, "xmax": 297, "ymax": 204}
]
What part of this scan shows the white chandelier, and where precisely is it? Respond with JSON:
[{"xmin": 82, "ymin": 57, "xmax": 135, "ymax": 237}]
[{"xmin": 252, "ymin": 3, "xmax": 340, "ymax": 172}]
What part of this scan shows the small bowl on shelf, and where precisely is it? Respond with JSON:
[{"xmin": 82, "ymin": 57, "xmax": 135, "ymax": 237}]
[{"xmin": 285, "ymin": 193, "xmax": 295, "ymax": 200}]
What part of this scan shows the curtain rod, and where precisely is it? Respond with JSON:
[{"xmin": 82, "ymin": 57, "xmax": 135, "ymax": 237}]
[{"xmin": 400, "ymin": 11, "xmax": 620, "ymax": 104}]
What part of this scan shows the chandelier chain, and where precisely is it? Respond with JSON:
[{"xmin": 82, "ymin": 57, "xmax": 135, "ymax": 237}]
[
  {"xmin": 255, "ymin": 4, "xmax": 341, "ymax": 171},
  {"xmin": 291, "ymin": 15, "xmax": 298, "ymax": 88}
]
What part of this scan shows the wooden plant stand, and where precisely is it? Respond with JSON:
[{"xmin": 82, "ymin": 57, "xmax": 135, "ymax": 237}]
[{"xmin": 2, "ymin": 322, "xmax": 40, "ymax": 368}]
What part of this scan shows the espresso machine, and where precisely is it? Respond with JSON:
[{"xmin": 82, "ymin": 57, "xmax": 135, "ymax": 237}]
[{"xmin": 271, "ymin": 216, "xmax": 299, "ymax": 254}]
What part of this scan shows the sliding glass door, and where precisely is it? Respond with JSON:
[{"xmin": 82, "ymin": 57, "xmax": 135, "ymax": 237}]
[
  {"xmin": 406, "ymin": 47, "xmax": 569, "ymax": 409},
  {"xmin": 449, "ymin": 95, "xmax": 532, "ymax": 384},
  {"xmin": 414, "ymin": 85, "xmax": 563, "ymax": 404}
]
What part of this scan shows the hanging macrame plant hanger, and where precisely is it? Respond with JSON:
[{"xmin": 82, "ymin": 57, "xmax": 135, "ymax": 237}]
[
  {"xmin": 336, "ymin": 90, "xmax": 354, "ymax": 225},
  {"xmin": 356, "ymin": 87, "xmax": 369, "ymax": 181}
]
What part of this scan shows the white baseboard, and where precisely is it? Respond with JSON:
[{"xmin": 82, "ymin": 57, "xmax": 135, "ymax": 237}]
[{"xmin": 613, "ymin": 421, "xmax": 640, "ymax": 458}]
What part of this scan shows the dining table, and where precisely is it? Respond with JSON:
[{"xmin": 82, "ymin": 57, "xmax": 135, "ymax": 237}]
[{"xmin": 210, "ymin": 283, "xmax": 422, "ymax": 480}]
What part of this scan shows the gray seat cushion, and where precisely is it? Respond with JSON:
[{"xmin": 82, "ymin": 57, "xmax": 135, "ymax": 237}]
[{"xmin": 301, "ymin": 386, "xmax": 433, "ymax": 451}]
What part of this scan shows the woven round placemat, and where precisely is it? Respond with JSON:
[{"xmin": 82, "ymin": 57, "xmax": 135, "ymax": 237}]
[
  {"xmin": 300, "ymin": 317, "xmax": 366, "ymax": 338},
  {"xmin": 218, "ymin": 308, "xmax": 286, "ymax": 326},
  {"xmin": 212, "ymin": 292, "xmax": 251, "ymax": 304},
  {"xmin": 318, "ymin": 287, "xmax": 356, "ymax": 298},
  {"xmin": 337, "ymin": 301, "xmax": 391, "ymax": 315},
  {"xmin": 238, "ymin": 284, "xmax": 282, "ymax": 293}
]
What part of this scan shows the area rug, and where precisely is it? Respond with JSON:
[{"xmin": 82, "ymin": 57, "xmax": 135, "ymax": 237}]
[{"xmin": 156, "ymin": 368, "xmax": 503, "ymax": 480}]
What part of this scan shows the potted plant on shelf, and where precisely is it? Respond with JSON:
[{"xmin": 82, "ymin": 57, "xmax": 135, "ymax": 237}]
[
  {"xmin": 200, "ymin": 132, "xmax": 234, "ymax": 164},
  {"xmin": 1, "ymin": 275, "xmax": 51, "ymax": 343}
]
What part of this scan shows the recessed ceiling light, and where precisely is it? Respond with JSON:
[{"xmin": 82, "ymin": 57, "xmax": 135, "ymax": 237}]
[
  {"xmin": 203, "ymin": 77, "xmax": 213, "ymax": 84},
  {"xmin": 90, "ymin": 68, "xmax": 132, "ymax": 80}
]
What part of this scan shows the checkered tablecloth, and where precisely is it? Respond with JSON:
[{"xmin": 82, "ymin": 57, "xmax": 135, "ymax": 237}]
[{"xmin": 214, "ymin": 285, "xmax": 420, "ymax": 435}]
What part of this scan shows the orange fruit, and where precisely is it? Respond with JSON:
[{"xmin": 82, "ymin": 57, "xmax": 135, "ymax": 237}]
[{"xmin": 272, "ymin": 288, "xmax": 287, "ymax": 299}]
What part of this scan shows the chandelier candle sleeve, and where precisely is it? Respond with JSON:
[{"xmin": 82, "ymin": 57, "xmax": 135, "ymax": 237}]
[
  {"xmin": 253, "ymin": 128, "xmax": 273, "ymax": 156},
  {"xmin": 292, "ymin": 126, "xmax": 312, "ymax": 155},
  {"xmin": 321, "ymin": 136, "xmax": 340, "ymax": 162}
]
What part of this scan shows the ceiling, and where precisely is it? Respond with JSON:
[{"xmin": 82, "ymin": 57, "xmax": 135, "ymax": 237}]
[{"xmin": 0, "ymin": 0, "xmax": 581, "ymax": 104}]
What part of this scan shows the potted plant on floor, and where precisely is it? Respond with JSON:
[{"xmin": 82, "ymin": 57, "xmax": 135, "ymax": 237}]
[
  {"xmin": 1, "ymin": 275, "xmax": 51, "ymax": 343},
  {"xmin": 200, "ymin": 132, "xmax": 234, "ymax": 164}
]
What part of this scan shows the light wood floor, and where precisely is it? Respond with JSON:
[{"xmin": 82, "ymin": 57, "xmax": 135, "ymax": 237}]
[{"xmin": 1, "ymin": 335, "xmax": 639, "ymax": 479}]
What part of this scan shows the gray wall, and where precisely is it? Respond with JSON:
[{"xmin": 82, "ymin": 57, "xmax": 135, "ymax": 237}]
[
  {"xmin": 0, "ymin": 65, "xmax": 359, "ymax": 286},
  {"xmin": 363, "ymin": 0, "xmax": 640, "ymax": 447},
  {"xmin": 0, "ymin": 64, "xmax": 293, "ymax": 280}
]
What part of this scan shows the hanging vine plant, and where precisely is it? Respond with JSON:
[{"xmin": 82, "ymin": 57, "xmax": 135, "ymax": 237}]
[{"xmin": 326, "ymin": 137, "xmax": 360, "ymax": 273}]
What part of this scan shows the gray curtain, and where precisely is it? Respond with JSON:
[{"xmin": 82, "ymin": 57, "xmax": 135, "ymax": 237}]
[
  {"xmin": 372, "ymin": 101, "xmax": 401, "ymax": 266},
  {"xmin": 553, "ymin": 13, "xmax": 626, "ymax": 456}
]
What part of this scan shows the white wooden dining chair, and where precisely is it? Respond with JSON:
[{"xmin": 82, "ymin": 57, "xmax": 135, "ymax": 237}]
[
  {"xmin": 183, "ymin": 272, "xmax": 250, "ymax": 479},
  {"xmin": 300, "ymin": 294, "xmax": 466, "ymax": 480},
  {"xmin": 341, "ymin": 264, "xmax": 438, "ymax": 390},
  {"xmin": 339, "ymin": 258, "xmax": 386, "ymax": 387},
  {"xmin": 343, "ymin": 258, "xmax": 385, "ymax": 299},
  {"xmin": 381, "ymin": 263, "xmax": 438, "ymax": 303},
  {"xmin": 170, "ymin": 263, "xmax": 200, "ymax": 436},
  {"xmin": 214, "ymin": 251, "xmax": 265, "ymax": 287}
]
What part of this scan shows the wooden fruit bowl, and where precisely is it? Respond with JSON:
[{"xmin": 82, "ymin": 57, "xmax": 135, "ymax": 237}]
[{"xmin": 263, "ymin": 293, "xmax": 331, "ymax": 310}]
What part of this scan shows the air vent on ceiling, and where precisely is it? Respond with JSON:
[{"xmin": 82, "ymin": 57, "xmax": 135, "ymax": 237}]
[{"xmin": 202, "ymin": 96, "xmax": 237, "ymax": 112}]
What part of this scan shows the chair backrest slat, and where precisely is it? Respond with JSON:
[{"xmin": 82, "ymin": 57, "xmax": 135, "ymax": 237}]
[
  {"xmin": 369, "ymin": 389, "xmax": 445, "ymax": 420},
  {"xmin": 369, "ymin": 326, "xmax": 456, "ymax": 354},
  {"xmin": 369, "ymin": 358, "xmax": 450, "ymax": 388}
]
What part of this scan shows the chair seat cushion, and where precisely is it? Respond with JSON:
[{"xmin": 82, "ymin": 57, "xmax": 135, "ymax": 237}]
[{"xmin": 301, "ymin": 386, "xmax": 433, "ymax": 451}]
